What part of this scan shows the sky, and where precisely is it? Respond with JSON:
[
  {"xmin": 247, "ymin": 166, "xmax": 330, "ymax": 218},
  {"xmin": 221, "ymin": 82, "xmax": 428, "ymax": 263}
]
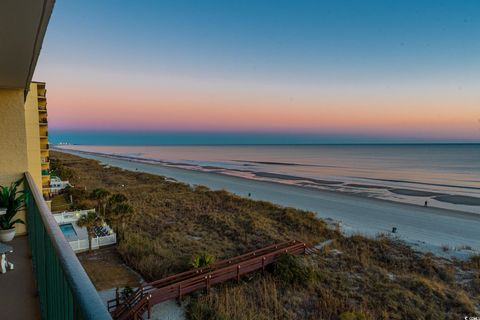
[{"xmin": 34, "ymin": 0, "xmax": 480, "ymax": 144}]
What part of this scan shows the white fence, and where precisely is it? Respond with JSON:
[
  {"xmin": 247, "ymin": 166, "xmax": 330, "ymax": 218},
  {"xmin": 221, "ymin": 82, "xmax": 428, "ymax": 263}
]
[
  {"xmin": 53, "ymin": 209, "xmax": 117, "ymax": 252},
  {"xmin": 69, "ymin": 234, "xmax": 117, "ymax": 252},
  {"xmin": 53, "ymin": 209, "xmax": 95, "ymax": 224}
]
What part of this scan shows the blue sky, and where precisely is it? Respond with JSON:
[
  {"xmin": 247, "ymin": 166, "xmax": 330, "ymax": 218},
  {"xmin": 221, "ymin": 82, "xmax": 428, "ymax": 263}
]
[{"xmin": 35, "ymin": 0, "xmax": 480, "ymax": 144}]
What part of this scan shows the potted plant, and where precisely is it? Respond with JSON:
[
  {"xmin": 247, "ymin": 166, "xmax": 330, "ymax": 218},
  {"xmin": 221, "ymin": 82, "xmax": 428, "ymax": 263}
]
[{"xmin": 0, "ymin": 178, "xmax": 26, "ymax": 242}]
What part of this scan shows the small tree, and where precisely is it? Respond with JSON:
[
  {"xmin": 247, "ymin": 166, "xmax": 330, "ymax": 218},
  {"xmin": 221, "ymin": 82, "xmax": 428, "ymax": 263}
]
[
  {"xmin": 111, "ymin": 203, "xmax": 133, "ymax": 239},
  {"xmin": 106, "ymin": 193, "xmax": 133, "ymax": 240},
  {"xmin": 90, "ymin": 188, "xmax": 111, "ymax": 216},
  {"xmin": 76, "ymin": 211, "xmax": 103, "ymax": 252},
  {"xmin": 108, "ymin": 193, "xmax": 128, "ymax": 207}
]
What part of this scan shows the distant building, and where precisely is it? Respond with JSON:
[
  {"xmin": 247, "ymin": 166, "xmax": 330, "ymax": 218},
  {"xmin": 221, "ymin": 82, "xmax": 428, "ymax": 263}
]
[
  {"xmin": 0, "ymin": 3, "xmax": 112, "ymax": 318},
  {"xmin": 50, "ymin": 176, "xmax": 70, "ymax": 194},
  {"xmin": 25, "ymin": 81, "xmax": 51, "ymax": 201}
]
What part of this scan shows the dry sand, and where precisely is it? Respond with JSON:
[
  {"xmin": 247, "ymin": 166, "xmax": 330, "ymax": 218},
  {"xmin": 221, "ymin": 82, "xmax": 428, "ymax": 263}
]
[{"xmin": 60, "ymin": 149, "xmax": 480, "ymax": 256}]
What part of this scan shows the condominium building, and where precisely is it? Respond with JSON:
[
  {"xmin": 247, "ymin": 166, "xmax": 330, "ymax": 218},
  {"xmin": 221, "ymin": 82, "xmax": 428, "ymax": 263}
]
[
  {"xmin": 0, "ymin": 1, "xmax": 111, "ymax": 319},
  {"xmin": 25, "ymin": 81, "xmax": 51, "ymax": 200}
]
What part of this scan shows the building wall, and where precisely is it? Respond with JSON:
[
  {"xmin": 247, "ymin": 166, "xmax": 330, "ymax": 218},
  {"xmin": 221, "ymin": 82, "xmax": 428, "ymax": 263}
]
[
  {"xmin": 25, "ymin": 83, "xmax": 43, "ymax": 191},
  {"xmin": 0, "ymin": 88, "xmax": 29, "ymax": 235},
  {"xmin": 33, "ymin": 82, "xmax": 51, "ymax": 201}
]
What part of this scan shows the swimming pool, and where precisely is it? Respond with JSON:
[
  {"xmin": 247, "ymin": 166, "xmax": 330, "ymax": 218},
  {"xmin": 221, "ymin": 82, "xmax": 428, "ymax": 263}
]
[{"xmin": 60, "ymin": 223, "xmax": 77, "ymax": 238}]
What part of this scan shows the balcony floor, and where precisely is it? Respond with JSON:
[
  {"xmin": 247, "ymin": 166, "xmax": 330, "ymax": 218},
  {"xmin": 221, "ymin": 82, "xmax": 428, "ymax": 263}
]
[{"xmin": 0, "ymin": 235, "xmax": 41, "ymax": 319}]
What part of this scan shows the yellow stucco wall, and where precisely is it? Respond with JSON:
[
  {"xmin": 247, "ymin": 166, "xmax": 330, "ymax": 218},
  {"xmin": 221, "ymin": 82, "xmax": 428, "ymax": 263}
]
[{"xmin": 0, "ymin": 88, "xmax": 29, "ymax": 235}]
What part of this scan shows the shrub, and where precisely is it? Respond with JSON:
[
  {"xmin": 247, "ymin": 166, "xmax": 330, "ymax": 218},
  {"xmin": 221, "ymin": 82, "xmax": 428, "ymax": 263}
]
[
  {"xmin": 191, "ymin": 253, "xmax": 216, "ymax": 268},
  {"xmin": 121, "ymin": 286, "xmax": 134, "ymax": 299},
  {"xmin": 272, "ymin": 253, "xmax": 313, "ymax": 286},
  {"xmin": 469, "ymin": 255, "xmax": 480, "ymax": 270},
  {"xmin": 339, "ymin": 311, "xmax": 370, "ymax": 320},
  {"xmin": 188, "ymin": 300, "xmax": 225, "ymax": 320}
]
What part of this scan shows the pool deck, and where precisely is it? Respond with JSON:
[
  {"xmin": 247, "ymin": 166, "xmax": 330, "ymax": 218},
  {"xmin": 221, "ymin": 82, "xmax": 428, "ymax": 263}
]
[
  {"xmin": 0, "ymin": 236, "xmax": 41, "ymax": 319},
  {"xmin": 60, "ymin": 222, "xmax": 88, "ymax": 241}
]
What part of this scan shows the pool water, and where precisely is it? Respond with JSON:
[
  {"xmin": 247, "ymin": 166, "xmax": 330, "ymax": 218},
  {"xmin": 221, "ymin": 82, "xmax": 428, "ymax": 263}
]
[{"xmin": 60, "ymin": 223, "xmax": 77, "ymax": 238}]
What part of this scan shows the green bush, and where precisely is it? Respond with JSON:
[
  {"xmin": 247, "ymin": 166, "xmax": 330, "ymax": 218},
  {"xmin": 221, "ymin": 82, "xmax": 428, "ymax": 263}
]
[
  {"xmin": 272, "ymin": 253, "xmax": 313, "ymax": 286},
  {"xmin": 191, "ymin": 253, "xmax": 216, "ymax": 268},
  {"xmin": 121, "ymin": 286, "xmax": 134, "ymax": 299},
  {"xmin": 469, "ymin": 255, "xmax": 480, "ymax": 269},
  {"xmin": 339, "ymin": 311, "xmax": 370, "ymax": 320},
  {"xmin": 187, "ymin": 300, "xmax": 226, "ymax": 320}
]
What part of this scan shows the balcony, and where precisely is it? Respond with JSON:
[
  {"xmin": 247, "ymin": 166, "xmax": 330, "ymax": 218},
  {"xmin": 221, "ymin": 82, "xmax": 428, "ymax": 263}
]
[
  {"xmin": 2, "ymin": 172, "xmax": 112, "ymax": 319},
  {"xmin": 41, "ymin": 169, "xmax": 50, "ymax": 176},
  {"xmin": 40, "ymin": 144, "xmax": 49, "ymax": 150},
  {"xmin": 0, "ymin": 235, "xmax": 41, "ymax": 319},
  {"xmin": 37, "ymin": 89, "xmax": 47, "ymax": 97},
  {"xmin": 39, "ymin": 118, "xmax": 48, "ymax": 125}
]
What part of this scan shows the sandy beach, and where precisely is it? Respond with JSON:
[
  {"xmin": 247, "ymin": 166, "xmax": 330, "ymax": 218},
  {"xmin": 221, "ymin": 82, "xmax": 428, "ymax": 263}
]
[{"xmin": 59, "ymin": 149, "xmax": 480, "ymax": 254}]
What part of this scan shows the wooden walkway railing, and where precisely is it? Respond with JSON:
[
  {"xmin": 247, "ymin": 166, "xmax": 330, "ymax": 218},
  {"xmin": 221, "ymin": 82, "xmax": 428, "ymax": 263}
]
[{"xmin": 108, "ymin": 240, "xmax": 307, "ymax": 320}]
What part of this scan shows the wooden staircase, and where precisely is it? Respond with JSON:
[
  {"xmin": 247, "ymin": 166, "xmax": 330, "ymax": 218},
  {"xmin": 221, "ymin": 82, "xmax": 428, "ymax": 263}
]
[{"xmin": 108, "ymin": 240, "xmax": 307, "ymax": 320}]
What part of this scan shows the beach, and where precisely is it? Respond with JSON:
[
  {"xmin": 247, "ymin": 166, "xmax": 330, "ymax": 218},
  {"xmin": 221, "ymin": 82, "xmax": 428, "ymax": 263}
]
[
  {"xmin": 57, "ymin": 148, "xmax": 480, "ymax": 254},
  {"xmin": 57, "ymin": 144, "xmax": 480, "ymax": 214}
]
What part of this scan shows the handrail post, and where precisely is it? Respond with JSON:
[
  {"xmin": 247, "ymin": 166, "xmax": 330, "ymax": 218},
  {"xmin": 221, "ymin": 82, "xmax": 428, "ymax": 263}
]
[
  {"xmin": 147, "ymin": 295, "xmax": 151, "ymax": 319},
  {"xmin": 206, "ymin": 274, "xmax": 211, "ymax": 293},
  {"xmin": 237, "ymin": 265, "xmax": 241, "ymax": 282}
]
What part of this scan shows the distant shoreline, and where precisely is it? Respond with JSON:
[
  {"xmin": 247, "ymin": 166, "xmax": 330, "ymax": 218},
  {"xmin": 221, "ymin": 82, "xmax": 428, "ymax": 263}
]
[
  {"xmin": 54, "ymin": 148, "xmax": 480, "ymax": 254},
  {"xmin": 54, "ymin": 146, "xmax": 480, "ymax": 213}
]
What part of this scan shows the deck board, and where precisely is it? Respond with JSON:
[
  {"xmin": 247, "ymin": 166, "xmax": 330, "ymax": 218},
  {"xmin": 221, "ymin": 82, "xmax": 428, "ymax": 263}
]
[{"xmin": 0, "ymin": 236, "xmax": 41, "ymax": 319}]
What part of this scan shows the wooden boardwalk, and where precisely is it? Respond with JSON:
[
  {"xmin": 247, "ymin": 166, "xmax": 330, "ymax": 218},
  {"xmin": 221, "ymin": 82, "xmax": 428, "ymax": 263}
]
[{"xmin": 108, "ymin": 240, "xmax": 307, "ymax": 320}]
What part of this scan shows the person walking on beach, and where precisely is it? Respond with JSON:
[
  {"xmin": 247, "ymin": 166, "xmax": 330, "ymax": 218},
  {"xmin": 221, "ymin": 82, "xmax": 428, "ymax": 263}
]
[{"xmin": 424, "ymin": 200, "xmax": 428, "ymax": 207}]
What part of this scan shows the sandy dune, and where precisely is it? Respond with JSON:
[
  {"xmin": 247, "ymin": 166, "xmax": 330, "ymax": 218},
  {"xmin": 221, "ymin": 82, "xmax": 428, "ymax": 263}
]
[{"xmin": 60, "ymin": 150, "xmax": 480, "ymax": 253}]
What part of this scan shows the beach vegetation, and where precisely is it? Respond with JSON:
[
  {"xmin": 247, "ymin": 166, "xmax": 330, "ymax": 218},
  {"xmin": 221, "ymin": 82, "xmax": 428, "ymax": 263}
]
[
  {"xmin": 338, "ymin": 312, "xmax": 370, "ymax": 320},
  {"xmin": 76, "ymin": 211, "xmax": 103, "ymax": 252},
  {"xmin": 63, "ymin": 185, "xmax": 88, "ymax": 210},
  {"xmin": 191, "ymin": 253, "xmax": 216, "ymax": 268},
  {"xmin": 89, "ymin": 188, "xmax": 111, "ymax": 215},
  {"xmin": 272, "ymin": 253, "xmax": 313, "ymax": 286},
  {"xmin": 468, "ymin": 254, "xmax": 480, "ymax": 269},
  {"xmin": 50, "ymin": 157, "xmax": 74, "ymax": 180},
  {"xmin": 51, "ymin": 151, "xmax": 480, "ymax": 319},
  {"xmin": 104, "ymin": 193, "xmax": 133, "ymax": 240}
]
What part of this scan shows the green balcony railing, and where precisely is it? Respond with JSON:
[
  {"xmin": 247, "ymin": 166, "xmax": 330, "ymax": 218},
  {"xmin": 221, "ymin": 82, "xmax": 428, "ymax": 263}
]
[{"xmin": 25, "ymin": 172, "xmax": 112, "ymax": 320}]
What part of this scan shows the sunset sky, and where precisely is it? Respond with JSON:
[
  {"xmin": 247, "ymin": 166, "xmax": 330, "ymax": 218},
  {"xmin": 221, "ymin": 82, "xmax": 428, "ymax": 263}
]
[{"xmin": 34, "ymin": 1, "xmax": 480, "ymax": 144}]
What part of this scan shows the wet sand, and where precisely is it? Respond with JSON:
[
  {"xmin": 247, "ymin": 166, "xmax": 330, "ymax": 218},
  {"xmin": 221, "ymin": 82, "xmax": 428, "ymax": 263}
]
[
  {"xmin": 434, "ymin": 195, "xmax": 480, "ymax": 206},
  {"xmin": 57, "ymin": 149, "xmax": 480, "ymax": 253}
]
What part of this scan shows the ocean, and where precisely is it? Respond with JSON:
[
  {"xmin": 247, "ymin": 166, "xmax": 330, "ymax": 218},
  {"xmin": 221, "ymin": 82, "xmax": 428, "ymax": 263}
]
[{"xmin": 58, "ymin": 144, "xmax": 480, "ymax": 214}]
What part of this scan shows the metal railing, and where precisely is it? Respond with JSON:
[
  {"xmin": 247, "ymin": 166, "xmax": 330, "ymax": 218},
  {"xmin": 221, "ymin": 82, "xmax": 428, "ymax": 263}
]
[{"xmin": 25, "ymin": 172, "xmax": 112, "ymax": 320}]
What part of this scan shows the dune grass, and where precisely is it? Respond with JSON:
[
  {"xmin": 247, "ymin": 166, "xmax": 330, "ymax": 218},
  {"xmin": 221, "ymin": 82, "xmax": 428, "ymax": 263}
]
[
  {"xmin": 51, "ymin": 151, "xmax": 479, "ymax": 319},
  {"xmin": 77, "ymin": 247, "xmax": 141, "ymax": 291}
]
